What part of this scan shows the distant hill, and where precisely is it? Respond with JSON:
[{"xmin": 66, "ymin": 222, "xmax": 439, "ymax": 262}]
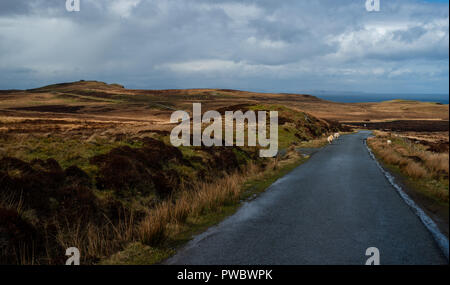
[{"xmin": 0, "ymin": 80, "xmax": 448, "ymax": 122}]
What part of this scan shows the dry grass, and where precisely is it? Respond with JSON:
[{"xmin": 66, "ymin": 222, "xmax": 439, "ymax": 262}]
[
  {"xmin": 296, "ymin": 137, "xmax": 328, "ymax": 148},
  {"xmin": 404, "ymin": 162, "xmax": 429, "ymax": 179},
  {"xmin": 368, "ymin": 133, "xmax": 449, "ymax": 204},
  {"xmin": 376, "ymin": 148, "xmax": 410, "ymax": 168},
  {"xmin": 138, "ymin": 202, "xmax": 170, "ymax": 246},
  {"xmin": 136, "ymin": 164, "xmax": 260, "ymax": 247},
  {"xmin": 421, "ymin": 152, "xmax": 449, "ymax": 177},
  {"xmin": 0, "ymin": 189, "xmax": 136, "ymax": 264},
  {"xmin": 53, "ymin": 211, "xmax": 136, "ymax": 263},
  {"xmin": 188, "ymin": 173, "xmax": 243, "ymax": 217}
]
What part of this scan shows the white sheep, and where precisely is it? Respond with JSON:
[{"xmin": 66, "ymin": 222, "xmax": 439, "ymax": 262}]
[
  {"xmin": 333, "ymin": 132, "xmax": 340, "ymax": 139},
  {"xmin": 387, "ymin": 140, "xmax": 392, "ymax": 145},
  {"xmin": 327, "ymin": 135, "xmax": 334, "ymax": 144}
]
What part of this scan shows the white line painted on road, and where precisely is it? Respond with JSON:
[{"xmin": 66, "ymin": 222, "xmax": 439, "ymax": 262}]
[{"xmin": 365, "ymin": 139, "xmax": 449, "ymax": 260}]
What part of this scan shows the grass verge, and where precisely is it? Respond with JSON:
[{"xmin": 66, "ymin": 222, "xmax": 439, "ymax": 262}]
[{"xmin": 367, "ymin": 132, "xmax": 449, "ymax": 236}]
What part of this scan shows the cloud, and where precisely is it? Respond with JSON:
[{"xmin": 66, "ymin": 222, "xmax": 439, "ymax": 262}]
[
  {"xmin": 0, "ymin": 0, "xmax": 448, "ymax": 94},
  {"xmin": 328, "ymin": 17, "xmax": 449, "ymax": 62},
  {"xmin": 108, "ymin": 0, "xmax": 141, "ymax": 18}
]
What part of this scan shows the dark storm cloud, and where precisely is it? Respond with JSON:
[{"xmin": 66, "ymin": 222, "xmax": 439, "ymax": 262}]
[
  {"xmin": 0, "ymin": 0, "xmax": 448, "ymax": 94},
  {"xmin": 0, "ymin": 1, "xmax": 31, "ymax": 15}
]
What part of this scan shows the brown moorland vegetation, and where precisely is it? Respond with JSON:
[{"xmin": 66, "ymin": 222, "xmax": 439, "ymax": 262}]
[
  {"xmin": 1, "ymin": 81, "xmax": 350, "ymax": 264},
  {"xmin": 0, "ymin": 80, "xmax": 448, "ymax": 264},
  {"xmin": 0, "ymin": 81, "xmax": 447, "ymax": 123}
]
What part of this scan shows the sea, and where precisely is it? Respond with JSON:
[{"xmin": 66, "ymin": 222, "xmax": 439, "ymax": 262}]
[{"xmin": 311, "ymin": 93, "xmax": 449, "ymax": 104}]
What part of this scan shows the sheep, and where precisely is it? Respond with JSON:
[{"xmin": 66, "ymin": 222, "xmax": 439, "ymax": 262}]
[
  {"xmin": 327, "ymin": 135, "xmax": 334, "ymax": 144},
  {"xmin": 387, "ymin": 140, "xmax": 392, "ymax": 145},
  {"xmin": 333, "ymin": 132, "xmax": 340, "ymax": 140}
]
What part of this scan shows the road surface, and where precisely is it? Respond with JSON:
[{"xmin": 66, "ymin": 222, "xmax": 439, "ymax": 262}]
[{"xmin": 166, "ymin": 131, "xmax": 448, "ymax": 265}]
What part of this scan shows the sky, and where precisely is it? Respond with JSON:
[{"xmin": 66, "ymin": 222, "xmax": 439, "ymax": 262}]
[{"xmin": 0, "ymin": 0, "xmax": 448, "ymax": 97}]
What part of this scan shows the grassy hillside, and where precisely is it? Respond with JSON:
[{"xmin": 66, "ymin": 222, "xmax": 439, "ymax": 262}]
[{"xmin": 0, "ymin": 84, "xmax": 347, "ymax": 264}]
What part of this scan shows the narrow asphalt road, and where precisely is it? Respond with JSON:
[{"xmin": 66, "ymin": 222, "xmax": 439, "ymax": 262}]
[{"xmin": 166, "ymin": 131, "xmax": 448, "ymax": 265}]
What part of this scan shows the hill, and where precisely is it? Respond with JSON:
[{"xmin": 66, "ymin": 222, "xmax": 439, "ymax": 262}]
[{"xmin": 1, "ymin": 80, "xmax": 447, "ymax": 125}]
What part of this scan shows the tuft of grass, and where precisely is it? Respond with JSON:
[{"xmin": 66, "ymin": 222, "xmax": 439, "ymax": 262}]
[
  {"xmin": 421, "ymin": 152, "xmax": 449, "ymax": 178},
  {"xmin": 138, "ymin": 202, "xmax": 170, "ymax": 246},
  {"xmin": 404, "ymin": 161, "xmax": 429, "ymax": 179}
]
